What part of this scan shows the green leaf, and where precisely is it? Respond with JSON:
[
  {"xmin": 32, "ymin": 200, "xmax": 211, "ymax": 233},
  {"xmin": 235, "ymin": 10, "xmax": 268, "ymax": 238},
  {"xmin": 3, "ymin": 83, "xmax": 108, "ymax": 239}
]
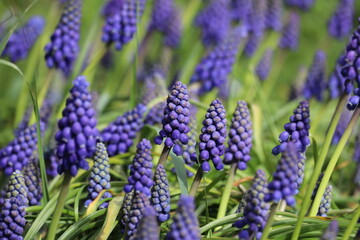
[
  {"xmin": 171, "ymin": 152, "xmax": 188, "ymax": 195},
  {"xmin": 0, "ymin": 59, "xmax": 24, "ymax": 77}
]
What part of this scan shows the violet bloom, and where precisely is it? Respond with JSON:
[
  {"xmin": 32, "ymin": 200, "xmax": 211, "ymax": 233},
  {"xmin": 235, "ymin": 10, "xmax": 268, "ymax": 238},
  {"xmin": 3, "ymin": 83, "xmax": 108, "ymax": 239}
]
[
  {"xmin": 266, "ymin": 0, "xmax": 282, "ymax": 31},
  {"xmin": 151, "ymin": 164, "xmax": 170, "ymax": 222},
  {"xmin": 321, "ymin": 221, "xmax": 338, "ymax": 240},
  {"xmin": 23, "ymin": 157, "xmax": 42, "ymax": 206},
  {"xmin": 328, "ymin": 57, "xmax": 346, "ymax": 99},
  {"xmin": 120, "ymin": 191, "xmax": 134, "ymax": 227},
  {"xmin": 317, "ymin": 185, "xmax": 332, "ymax": 217},
  {"xmin": 279, "ymin": 12, "xmax": 300, "ymax": 50},
  {"xmin": 126, "ymin": 192, "xmax": 150, "ymax": 239},
  {"xmin": 229, "ymin": 0, "xmax": 251, "ymax": 23},
  {"xmin": 255, "ymin": 49, "xmax": 274, "ymax": 81},
  {"xmin": 328, "ymin": 0, "xmax": 354, "ymax": 39},
  {"xmin": 133, "ymin": 205, "xmax": 160, "ymax": 240},
  {"xmin": 332, "ymin": 108, "xmax": 351, "ymax": 144}
]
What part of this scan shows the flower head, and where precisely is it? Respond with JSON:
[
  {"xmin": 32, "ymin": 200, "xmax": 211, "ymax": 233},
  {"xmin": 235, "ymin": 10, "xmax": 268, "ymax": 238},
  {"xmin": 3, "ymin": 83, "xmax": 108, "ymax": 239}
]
[
  {"xmin": 328, "ymin": 57, "xmax": 346, "ymax": 99},
  {"xmin": 321, "ymin": 221, "xmax": 338, "ymax": 240},
  {"xmin": 23, "ymin": 157, "xmax": 42, "ymax": 206},
  {"xmin": 151, "ymin": 164, "xmax": 170, "ymax": 222},
  {"xmin": 279, "ymin": 12, "xmax": 300, "ymax": 50},
  {"xmin": 229, "ymin": 0, "xmax": 251, "ymax": 23},
  {"xmin": 133, "ymin": 205, "xmax": 160, "ymax": 240},
  {"xmin": 332, "ymin": 108, "xmax": 351, "ymax": 144},
  {"xmin": 120, "ymin": 190, "xmax": 134, "ymax": 227},
  {"xmin": 266, "ymin": 0, "xmax": 282, "ymax": 31},
  {"xmin": 125, "ymin": 192, "xmax": 150, "ymax": 239},
  {"xmin": 256, "ymin": 49, "xmax": 274, "ymax": 81},
  {"xmin": 317, "ymin": 185, "xmax": 332, "ymax": 217},
  {"xmin": 328, "ymin": 0, "xmax": 354, "ymax": 39}
]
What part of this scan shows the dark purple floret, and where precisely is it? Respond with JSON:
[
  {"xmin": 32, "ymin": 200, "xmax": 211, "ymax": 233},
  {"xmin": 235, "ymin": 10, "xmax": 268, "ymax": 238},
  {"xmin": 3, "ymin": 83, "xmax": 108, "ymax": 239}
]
[
  {"xmin": 44, "ymin": 0, "xmax": 82, "ymax": 75},
  {"xmin": 2, "ymin": 16, "xmax": 45, "ymax": 62},
  {"xmin": 331, "ymin": 108, "xmax": 351, "ymax": 144},
  {"xmin": 102, "ymin": 0, "xmax": 146, "ymax": 50},
  {"xmin": 120, "ymin": 190, "xmax": 134, "ymax": 227},
  {"xmin": 224, "ymin": 101, "xmax": 252, "ymax": 170},
  {"xmin": 272, "ymin": 100, "xmax": 310, "ymax": 155},
  {"xmin": 303, "ymin": 50, "xmax": 327, "ymax": 101},
  {"xmin": 55, "ymin": 76, "xmax": 99, "ymax": 177},
  {"xmin": 181, "ymin": 109, "xmax": 197, "ymax": 170},
  {"xmin": 234, "ymin": 169, "xmax": 269, "ymax": 240},
  {"xmin": 321, "ymin": 221, "xmax": 338, "ymax": 240},
  {"xmin": 101, "ymin": 104, "xmax": 147, "ymax": 157},
  {"xmin": 154, "ymin": 81, "xmax": 191, "ymax": 156},
  {"xmin": 151, "ymin": 164, "xmax": 170, "ymax": 222},
  {"xmin": 199, "ymin": 99, "xmax": 227, "ymax": 172},
  {"xmin": 255, "ymin": 49, "xmax": 274, "ymax": 81},
  {"xmin": 133, "ymin": 205, "xmax": 160, "ymax": 240},
  {"xmin": 266, "ymin": 0, "xmax": 282, "ymax": 31},
  {"xmin": 266, "ymin": 143, "xmax": 299, "ymax": 206},
  {"xmin": 102, "ymin": 0, "xmax": 126, "ymax": 17},
  {"xmin": 194, "ymin": 0, "xmax": 231, "ymax": 46},
  {"xmin": 244, "ymin": 33, "xmax": 263, "ymax": 57},
  {"xmin": 284, "ymin": 0, "xmax": 315, "ymax": 11},
  {"xmin": 279, "ymin": 12, "xmax": 300, "ymax": 50},
  {"xmin": 328, "ymin": 57, "xmax": 346, "ymax": 99},
  {"xmin": 229, "ymin": 0, "xmax": 251, "ymax": 23},
  {"xmin": 85, "ymin": 142, "xmax": 112, "ymax": 209},
  {"xmin": 124, "ymin": 139, "xmax": 153, "ymax": 197},
  {"xmin": 23, "ymin": 157, "xmax": 42, "ymax": 206},
  {"xmin": 328, "ymin": 0, "xmax": 354, "ymax": 39},
  {"xmin": 353, "ymin": 137, "xmax": 360, "ymax": 187},
  {"xmin": 0, "ymin": 122, "xmax": 45, "ymax": 176},
  {"xmin": 165, "ymin": 196, "xmax": 200, "ymax": 240},
  {"xmin": 45, "ymin": 148, "xmax": 60, "ymax": 178},
  {"xmin": 317, "ymin": 185, "xmax": 332, "ymax": 217}
]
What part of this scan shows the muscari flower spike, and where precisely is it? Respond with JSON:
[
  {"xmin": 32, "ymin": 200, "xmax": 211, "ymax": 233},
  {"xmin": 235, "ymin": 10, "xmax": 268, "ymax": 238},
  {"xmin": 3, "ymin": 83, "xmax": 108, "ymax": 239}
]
[
  {"xmin": 321, "ymin": 220, "xmax": 338, "ymax": 240},
  {"xmin": 266, "ymin": 143, "xmax": 299, "ymax": 206},
  {"xmin": 353, "ymin": 137, "xmax": 360, "ymax": 187},
  {"xmin": 101, "ymin": 104, "xmax": 147, "ymax": 157},
  {"xmin": 124, "ymin": 139, "xmax": 153, "ymax": 197},
  {"xmin": 45, "ymin": 148, "xmax": 60, "ymax": 178},
  {"xmin": 165, "ymin": 196, "xmax": 201, "ymax": 240},
  {"xmin": 328, "ymin": 57, "xmax": 346, "ymax": 99},
  {"xmin": 284, "ymin": 0, "xmax": 315, "ymax": 11},
  {"xmin": 0, "ymin": 170, "xmax": 28, "ymax": 240},
  {"xmin": 85, "ymin": 142, "xmax": 112, "ymax": 209},
  {"xmin": 234, "ymin": 169, "xmax": 269, "ymax": 240},
  {"xmin": 23, "ymin": 157, "xmax": 42, "ymax": 206},
  {"xmin": 266, "ymin": 0, "xmax": 282, "ymax": 31},
  {"xmin": 223, "ymin": 101, "xmax": 252, "ymax": 170},
  {"xmin": 133, "ymin": 205, "xmax": 159, "ymax": 240},
  {"xmin": 229, "ymin": 0, "xmax": 251, "ymax": 23},
  {"xmin": 151, "ymin": 164, "xmax": 170, "ymax": 222},
  {"xmin": 125, "ymin": 191, "xmax": 150, "ymax": 240},
  {"xmin": 102, "ymin": 0, "xmax": 146, "ymax": 50},
  {"xmin": 328, "ymin": 0, "xmax": 354, "ymax": 39},
  {"xmin": 44, "ymin": 0, "xmax": 82, "ymax": 75},
  {"xmin": 272, "ymin": 100, "xmax": 310, "ymax": 156},
  {"xmin": 180, "ymin": 106, "xmax": 197, "ymax": 175},
  {"xmin": 102, "ymin": 0, "xmax": 126, "ymax": 18},
  {"xmin": 279, "ymin": 12, "xmax": 300, "ymax": 50},
  {"xmin": 55, "ymin": 76, "xmax": 99, "ymax": 177},
  {"xmin": 317, "ymin": 185, "xmax": 333, "ymax": 217},
  {"xmin": 199, "ymin": 99, "xmax": 227, "ymax": 172},
  {"xmin": 154, "ymin": 81, "xmax": 191, "ymax": 156},
  {"xmin": 332, "ymin": 108, "xmax": 351, "ymax": 144},
  {"xmin": 303, "ymin": 50, "xmax": 327, "ymax": 101},
  {"xmin": 256, "ymin": 49, "xmax": 274, "ymax": 81},
  {"xmin": 0, "ymin": 122, "xmax": 45, "ymax": 176},
  {"xmin": 120, "ymin": 190, "xmax": 134, "ymax": 227},
  {"xmin": 2, "ymin": 16, "xmax": 45, "ymax": 62}
]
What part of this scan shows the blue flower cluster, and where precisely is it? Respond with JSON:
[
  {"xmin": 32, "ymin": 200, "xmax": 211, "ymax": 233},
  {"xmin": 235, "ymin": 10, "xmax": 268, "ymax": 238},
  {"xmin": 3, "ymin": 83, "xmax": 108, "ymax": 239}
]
[
  {"xmin": 321, "ymin": 221, "xmax": 338, "ymax": 240},
  {"xmin": 151, "ymin": 164, "xmax": 170, "ymax": 222},
  {"xmin": 279, "ymin": 12, "xmax": 300, "ymax": 50},
  {"xmin": 256, "ymin": 49, "xmax": 274, "ymax": 81},
  {"xmin": 332, "ymin": 109, "xmax": 351, "ymax": 145},
  {"xmin": 328, "ymin": 0, "xmax": 354, "ymax": 39},
  {"xmin": 229, "ymin": 0, "xmax": 251, "ymax": 23},
  {"xmin": 120, "ymin": 191, "xmax": 134, "ymax": 227},
  {"xmin": 317, "ymin": 185, "xmax": 332, "ymax": 217},
  {"xmin": 266, "ymin": 0, "xmax": 282, "ymax": 31},
  {"xmin": 126, "ymin": 192, "xmax": 150, "ymax": 240},
  {"xmin": 133, "ymin": 205, "xmax": 159, "ymax": 240},
  {"xmin": 328, "ymin": 57, "xmax": 346, "ymax": 99},
  {"xmin": 23, "ymin": 157, "xmax": 42, "ymax": 206}
]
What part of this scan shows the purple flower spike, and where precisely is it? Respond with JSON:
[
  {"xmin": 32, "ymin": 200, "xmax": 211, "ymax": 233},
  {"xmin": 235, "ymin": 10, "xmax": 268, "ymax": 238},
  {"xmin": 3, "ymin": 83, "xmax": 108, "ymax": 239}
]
[
  {"xmin": 120, "ymin": 191, "xmax": 134, "ymax": 227},
  {"xmin": 154, "ymin": 81, "xmax": 191, "ymax": 156},
  {"xmin": 317, "ymin": 185, "xmax": 332, "ymax": 217},
  {"xmin": 224, "ymin": 101, "xmax": 252, "ymax": 171},
  {"xmin": 0, "ymin": 122, "xmax": 45, "ymax": 176},
  {"xmin": 23, "ymin": 157, "xmax": 42, "ymax": 206},
  {"xmin": 244, "ymin": 33, "xmax": 263, "ymax": 57},
  {"xmin": 199, "ymin": 99, "xmax": 227, "ymax": 172},
  {"xmin": 266, "ymin": 142, "xmax": 299, "ymax": 206},
  {"xmin": 124, "ymin": 139, "xmax": 153, "ymax": 197},
  {"xmin": 328, "ymin": 56, "xmax": 346, "ymax": 99},
  {"xmin": 45, "ymin": 149, "xmax": 60, "ymax": 178},
  {"xmin": 2, "ymin": 16, "xmax": 45, "ymax": 62},
  {"xmin": 151, "ymin": 164, "xmax": 170, "ymax": 222},
  {"xmin": 165, "ymin": 196, "xmax": 201, "ymax": 240},
  {"xmin": 85, "ymin": 142, "xmax": 112, "ymax": 209},
  {"xmin": 44, "ymin": 0, "xmax": 82, "ymax": 75},
  {"xmin": 353, "ymin": 137, "xmax": 360, "ymax": 187},
  {"xmin": 235, "ymin": 169, "xmax": 269, "ymax": 240},
  {"xmin": 102, "ymin": 0, "xmax": 126, "ymax": 18},
  {"xmin": 321, "ymin": 221, "xmax": 338, "ymax": 240},
  {"xmin": 303, "ymin": 50, "xmax": 327, "ymax": 101},
  {"xmin": 102, "ymin": 0, "xmax": 146, "ymax": 50},
  {"xmin": 101, "ymin": 104, "xmax": 146, "ymax": 157},
  {"xmin": 194, "ymin": 0, "xmax": 231, "ymax": 46},
  {"xmin": 279, "ymin": 12, "xmax": 300, "ymax": 50},
  {"xmin": 272, "ymin": 100, "xmax": 310, "ymax": 155},
  {"xmin": 55, "ymin": 76, "xmax": 99, "ymax": 177},
  {"xmin": 328, "ymin": 0, "xmax": 354, "ymax": 39},
  {"xmin": 229, "ymin": 0, "xmax": 251, "ymax": 23},
  {"xmin": 332, "ymin": 108, "xmax": 351, "ymax": 145},
  {"xmin": 256, "ymin": 49, "xmax": 274, "ymax": 81},
  {"xmin": 266, "ymin": 0, "xmax": 282, "ymax": 31},
  {"xmin": 284, "ymin": 0, "xmax": 315, "ymax": 11},
  {"xmin": 181, "ymin": 109, "xmax": 197, "ymax": 170},
  {"xmin": 133, "ymin": 205, "xmax": 160, "ymax": 240}
]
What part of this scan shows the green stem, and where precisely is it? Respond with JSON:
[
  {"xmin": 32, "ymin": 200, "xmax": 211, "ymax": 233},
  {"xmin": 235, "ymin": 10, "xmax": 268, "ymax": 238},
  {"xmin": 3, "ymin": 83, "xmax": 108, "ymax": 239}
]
[
  {"xmin": 310, "ymin": 107, "xmax": 360, "ymax": 216},
  {"xmin": 261, "ymin": 202, "xmax": 279, "ymax": 240},
  {"xmin": 216, "ymin": 163, "xmax": 237, "ymax": 220},
  {"xmin": 46, "ymin": 173, "xmax": 72, "ymax": 240},
  {"xmin": 157, "ymin": 145, "xmax": 171, "ymax": 167},
  {"xmin": 199, "ymin": 213, "xmax": 242, "ymax": 233},
  {"xmin": 291, "ymin": 93, "xmax": 347, "ymax": 240},
  {"xmin": 189, "ymin": 167, "xmax": 204, "ymax": 197},
  {"xmin": 342, "ymin": 206, "xmax": 360, "ymax": 240}
]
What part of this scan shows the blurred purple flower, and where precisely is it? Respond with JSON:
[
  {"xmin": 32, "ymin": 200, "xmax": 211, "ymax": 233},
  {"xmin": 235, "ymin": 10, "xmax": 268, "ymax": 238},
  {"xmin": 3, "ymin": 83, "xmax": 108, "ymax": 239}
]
[
  {"xmin": 255, "ymin": 49, "xmax": 274, "ymax": 81},
  {"xmin": 279, "ymin": 12, "xmax": 300, "ymax": 50},
  {"xmin": 328, "ymin": 0, "xmax": 354, "ymax": 39}
]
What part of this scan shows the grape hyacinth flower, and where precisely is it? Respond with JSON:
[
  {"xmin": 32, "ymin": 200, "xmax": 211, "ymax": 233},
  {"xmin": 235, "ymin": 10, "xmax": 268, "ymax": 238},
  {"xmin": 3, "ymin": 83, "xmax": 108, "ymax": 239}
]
[
  {"xmin": 0, "ymin": 122, "xmax": 45, "ymax": 175},
  {"xmin": 234, "ymin": 169, "xmax": 269, "ymax": 240},
  {"xmin": 331, "ymin": 108, "xmax": 351, "ymax": 144},
  {"xmin": 101, "ymin": 104, "xmax": 147, "ymax": 157},
  {"xmin": 317, "ymin": 185, "xmax": 332, "ymax": 217},
  {"xmin": 328, "ymin": 0, "xmax": 354, "ymax": 39},
  {"xmin": 14, "ymin": 107, "xmax": 32, "ymax": 137},
  {"xmin": 272, "ymin": 100, "xmax": 310, "ymax": 155},
  {"xmin": 255, "ymin": 49, "xmax": 274, "ymax": 81},
  {"xmin": 194, "ymin": 0, "xmax": 231, "ymax": 46},
  {"xmin": 266, "ymin": 143, "xmax": 299, "ymax": 206},
  {"xmin": 23, "ymin": 157, "xmax": 42, "ymax": 206},
  {"xmin": 328, "ymin": 58, "xmax": 346, "ymax": 99},
  {"xmin": 279, "ymin": 12, "xmax": 300, "ymax": 50},
  {"xmin": 353, "ymin": 137, "xmax": 360, "ymax": 187},
  {"xmin": 55, "ymin": 76, "xmax": 99, "ymax": 177},
  {"xmin": 44, "ymin": 0, "xmax": 82, "ymax": 75},
  {"xmin": 165, "ymin": 196, "xmax": 200, "ymax": 240},
  {"xmin": 102, "ymin": 0, "xmax": 146, "ymax": 50},
  {"xmin": 133, "ymin": 205, "xmax": 159, "ymax": 240},
  {"xmin": 151, "ymin": 164, "xmax": 170, "ymax": 222},
  {"xmin": 102, "ymin": 0, "xmax": 126, "ymax": 18},
  {"xmin": 45, "ymin": 148, "xmax": 60, "ymax": 178},
  {"xmin": 311, "ymin": 172, "xmax": 324, "ymax": 199},
  {"xmin": 180, "ymin": 108, "xmax": 197, "ymax": 175},
  {"xmin": 266, "ymin": 0, "xmax": 282, "ymax": 31},
  {"xmin": 154, "ymin": 81, "xmax": 191, "ymax": 156},
  {"xmin": 295, "ymin": 154, "xmax": 305, "ymax": 192},
  {"xmin": 0, "ymin": 170, "xmax": 28, "ymax": 239},
  {"xmin": 236, "ymin": 192, "xmax": 247, "ymax": 214},
  {"xmin": 223, "ymin": 101, "xmax": 252, "ymax": 170},
  {"xmin": 126, "ymin": 192, "xmax": 150, "ymax": 240},
  {"xmin": 284, "ymin": 0, "xmax": 315, "ymax": 11},
  {"xmin": 2, "ymin": 16, "xmax": 45, "ymax": 62},
  {"xmin": 229, "ymin": 0, "xmax": 251, "ymax": 23},
  {"xmin": 124, "ymin": 139, "xmax": 153, "ymax": 197},
  {"xmin": 120, "ymin": 191, "xmax": 134, "ymax": 226},
  {"xmin": 85, "ymin": 142, "xmax": 112, "ymax": 209},
  {"xmin": 199, "ymin": 99, "xmax": 227, "ymax": 172},
  {"xmin": 321, "ymin": 221, "xmax": 338, "ymax": 240},
  {"xmin": 303, "ymin": 51, "xmax": 327, "ymax": 101},
  {"xmin": 244, "ymin": 34, "xmax": 263, "ymax": 57}
]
